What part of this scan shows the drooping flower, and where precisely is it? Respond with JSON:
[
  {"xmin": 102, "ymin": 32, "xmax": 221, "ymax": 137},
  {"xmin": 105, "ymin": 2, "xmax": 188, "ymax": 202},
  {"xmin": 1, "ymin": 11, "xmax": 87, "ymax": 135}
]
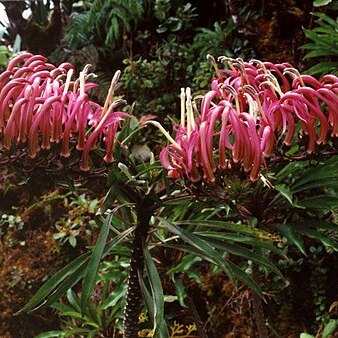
[
  {"xmin": 0, "ymin": 53, "xmax": 129, "ymax": 170},
  {"xmin": 150, "ymin": 57, "xmax": 338, "ymax": 183}
]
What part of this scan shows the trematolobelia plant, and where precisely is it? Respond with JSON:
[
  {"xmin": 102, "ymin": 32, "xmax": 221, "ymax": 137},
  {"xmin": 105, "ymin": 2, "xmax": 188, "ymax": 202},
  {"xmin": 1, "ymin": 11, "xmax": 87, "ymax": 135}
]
[
  {"xmin": 0, "ymin": 52, "xmax": 129, "ymax": 171},
  {"xmin": 2, "ymin": 53, "xmax": 338, "ymax": 337},
  {"xmin": 149, "ymin": 56, "xmax": 338, "ymax": 184}
]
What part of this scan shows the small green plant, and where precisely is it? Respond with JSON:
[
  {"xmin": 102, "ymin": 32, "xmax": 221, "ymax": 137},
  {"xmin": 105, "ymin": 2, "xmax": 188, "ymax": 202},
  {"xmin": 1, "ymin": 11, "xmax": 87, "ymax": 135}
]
[
  {"xmin": 155, "ymin": 2, "xmax": 197, "ymax": 34},
  {"xmin": 53, "ymin": 194, "xmax": 100, "ymax": 248},
  {"xmin": 0, "ymin": 213, "xmax": 25, "ymax": 248},
  {"xmin": 0, "ymin": 213, "xmax": 24, "ymax": 231},
  {"xmin": 88, "ymin": 0, "xmax": 144, "ymax": 48}
]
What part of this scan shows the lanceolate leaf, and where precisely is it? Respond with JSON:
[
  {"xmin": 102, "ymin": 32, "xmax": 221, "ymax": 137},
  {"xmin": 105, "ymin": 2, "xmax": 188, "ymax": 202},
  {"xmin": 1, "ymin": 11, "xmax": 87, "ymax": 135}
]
[
  {"xmin": 143, "ymin": 246, "xmax": 169, "ymax": 338},
  {"xmin": 138, "ymin": 271, "xmax": 154, "ymax": 319},
  {"xmin": 276, "ymin": 224, "xmax": 306, "ymax": 256},
  {"xmin": 274, "ymin": 184, "xmax": 294, "ymax": 206},
  {"xmin": 198, "ymin": 237, "xmax": 282, "ymax": 276},
  {"xmin": 158, "ymin": 218, "xmax": 234, "ymax": 279},
  {"xmin": 43, "ymin": 264, "xmax": 87, "ymax": 309},
  {"xmin": 175, "ymin": 219, "xmax": 276, "ymax": 240},
  {"xmin": 161, "ymin": 242, "xmax": 262, "ymax": 297},
  {"xmin": 15, "ymin": 251, "xmax": 91, "ymax": 315},
  {"xmin": 35, "ymin": 331, "xmax": 66, "ymax": 338},
  {"xmin": 299, "ymin": 195, "xmax": 338, "ymax": 209},
  {"xmin": 173, "ymin": 276, "xmax": 187, "ymax": 308},
  {"xmin": 195, "ymin": 232, "xmax": 285, "ymax": 257},
  {"xmin": 158, "ymin": 218, "xmax": 263, "ymax": 297},
  {"xmin": 81, "ymin": 212, "xmax": 113, "ymax": 313}
]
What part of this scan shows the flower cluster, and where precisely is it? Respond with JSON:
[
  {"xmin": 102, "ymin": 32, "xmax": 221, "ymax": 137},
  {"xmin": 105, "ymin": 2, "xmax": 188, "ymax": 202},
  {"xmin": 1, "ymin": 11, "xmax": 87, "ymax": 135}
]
[
  {"xmin": 0, "ymin": 53, "xmax": 129, "ymax": 171},
  {"xmin": 152, "ymin": 57, "xmax": 338, "ymax": 182}
]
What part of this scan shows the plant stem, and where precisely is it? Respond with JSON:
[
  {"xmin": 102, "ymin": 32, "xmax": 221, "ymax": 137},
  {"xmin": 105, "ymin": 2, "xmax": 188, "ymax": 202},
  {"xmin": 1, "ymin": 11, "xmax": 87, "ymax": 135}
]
[
  {"xmin": 123, "ymin": 195, "xmax": 154, "ymax": 338},
  {"xmin": 123, "ymin": 226, "xmax": 145, "ymax": 338},
  {"xmin": 252, "ymin": 265, "xmax": 269, "ymax": 338}
]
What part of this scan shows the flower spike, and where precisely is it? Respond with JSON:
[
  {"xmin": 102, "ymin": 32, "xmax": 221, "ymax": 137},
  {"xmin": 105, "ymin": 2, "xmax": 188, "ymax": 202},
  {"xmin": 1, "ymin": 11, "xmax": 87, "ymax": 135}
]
[{"xmin": 0, "ymin": 53, "xmax": 129, "ymax": 171}]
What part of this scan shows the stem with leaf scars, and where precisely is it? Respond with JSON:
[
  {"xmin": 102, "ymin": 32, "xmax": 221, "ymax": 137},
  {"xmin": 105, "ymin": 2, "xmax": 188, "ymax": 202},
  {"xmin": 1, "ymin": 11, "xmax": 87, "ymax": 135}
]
[{"xmin": 123, "ymin": 193, "xmax": 155, "ymax": 338}]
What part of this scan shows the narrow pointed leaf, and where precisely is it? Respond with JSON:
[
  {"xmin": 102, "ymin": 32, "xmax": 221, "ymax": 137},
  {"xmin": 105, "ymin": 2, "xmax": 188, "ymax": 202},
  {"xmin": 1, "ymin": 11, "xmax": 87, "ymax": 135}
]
[
  {"xmin": 16, "ymin": 251, "xmax": 91, "ymax": 315},
  {"xmin": 35, "ymin": 331, "xmax": 65, "ymax": 338},
  {"xmin": 195, "ymin": 232, "xmax": 285, "ymax": 257},
  {"xmin": 158, "ymin": 217, "xmax": 234, "ymax": 279},
  {"xmin": 81, "ymin": 212, "xmax": 113, "ymax": 313},
  {"xmin": 160, "ymin": 242, "xmax": 262, "ymax": 297},
  {"xmin": 138, "ymin": 270, "xmax": 154, "ymax": 319},
  {"xmin": 198, "ymin": 237, "xmax": 282, "ymax": 276},
  {"xmin": 322, "ymin": 319, "xmax": 337, "ymax": 338},
  {"xmin": 276, "ymin": 224, "xmax": 306, "ymax": 256},
  {"xmin": 175, "ymin": 219, "xmax": 276, "ymax": 240},
  {"xmin": 274, "ymin": 184, "xmax": 294, "ymax": 206},
  {"xmin": 173, "ymin": 276, "xmax": 187, "ymax": 308},
  {"xmin": 144, "ymin": 246, "xmax": 169, "ymax": 338}
]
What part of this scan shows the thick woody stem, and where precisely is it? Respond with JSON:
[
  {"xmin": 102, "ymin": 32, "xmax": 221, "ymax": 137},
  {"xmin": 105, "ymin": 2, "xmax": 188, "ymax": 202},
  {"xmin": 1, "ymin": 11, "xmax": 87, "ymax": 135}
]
[
  {"xmin": 123, "ymin": 195, "xmax": 154, "ymax": 338},
  {"xmin": 123, "ymin": 226, "xmax": 145, "ymax": 338}
]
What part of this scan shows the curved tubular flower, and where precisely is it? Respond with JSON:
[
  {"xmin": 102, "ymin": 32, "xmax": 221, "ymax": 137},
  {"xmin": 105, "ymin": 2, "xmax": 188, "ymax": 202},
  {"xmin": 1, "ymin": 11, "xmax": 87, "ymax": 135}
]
[
  {"xmin": 153, "ymin": 57, "xmax": 338, "ymax": 184},
  {"xmin": 0, "ymin": 53, "xmax": 129, "ymax": 170}
]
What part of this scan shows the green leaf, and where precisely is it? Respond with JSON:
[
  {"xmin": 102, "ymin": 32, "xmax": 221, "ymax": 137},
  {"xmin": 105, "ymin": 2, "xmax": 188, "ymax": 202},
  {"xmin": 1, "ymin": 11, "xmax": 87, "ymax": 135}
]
[
  {"xmin": 16, "ymin": 251, "xmax": 91, "ymax": 315},
  {"xmin": 158, "ymin": 218, "xmax": 234, "ymax": 279},
  {"xmin": 43, "ymin": 264, "xmax": 87, "ymax": 309},
  {"xmin": 195, "ymin": 232, "xmax": 286, "ymax": 257},
  {"xmin": 99, "ymin": 284, "xmax": 127, "ymax": 310},
  {"xmin": 274, "ymin": 184, "xmax": 294, "ymax": 206},
  {"xmin": 51, "ymin": 302, "xmax": 75, "ymax": 314},
  {"xmin": 143, "ymin": 246, "xmax": 169, "ymax": 338},
  {"xmin": 167, "ymin": 255, "xmax": 202, "ymax": 275},
  {"xmin": 175, "ymin": 219, "xmax": 275, "ymax": 240},
  {"xmin": 322, "ymin": 319, "xmax": 337, "ymax": 338},
  {"xmin": 303, "ymin": 49, "xmax": 338, "ymax": 59},
  {"xmin": 139, "ymin": 272, "xmax": 154, "ymax": 319},
  {"xmin": 313, "ymin": 0, "xmax": 332, "ymax": 6},
  {"xmin": 69, "ymin": 236, "xmax": 77, "ymax": 248},
  {"xmin": 313, "ymin": 12, "xmax": 338, "ymax": 27},
  {"xmin": 100, "ymin": 183, "xmax": 120, "ymax": 214},
  {"xmin": 292, "ymin": 157, "xmax": 338, "ymax": 190},
  {"xmin": 158, "ymin": 228, "xmax": 262, "ymax": 298},
  {"xmin": 299, "ymin": 195, "xmax": 338, "ymax": 209},
  {"xmin": 198, "ymin": 237, "xmax": 282, "ymax": 276},
  {"xmin": 276, "ymin": 224, "xmax": 306, "ymax": 256},
  {"xmin": 300, "ymin": 334, "xmax": 315, "ymax": 338},
  {"xmin": 81, "ymin": 212, "xmax": 113, "ymax": 313},
  {"xmin": 304, "ymin": 61, "xmax": 338, "ymax": 76},
  {"xmin": 64, "ymin": 328, "xmax": 92, "ymax": 336},
  {"xmin": 35, "ymin": 331, "xmax": 64, "ymax": 338},
  {"xmin": 66, "ymin": 289, "xmax": 81, "ymax": 312},
  {"xmin": 173, "ymin": 276, "xmax": 187, "ymax": 308}
]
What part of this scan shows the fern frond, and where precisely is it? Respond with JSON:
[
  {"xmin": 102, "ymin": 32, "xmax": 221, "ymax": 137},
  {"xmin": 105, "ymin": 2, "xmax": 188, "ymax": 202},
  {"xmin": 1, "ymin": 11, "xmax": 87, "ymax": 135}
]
[
  {"xmin": 302, "ymin": 13, "xmax": 338, "ymax": 76},
  {"xmin": 88, "ymin": 0, "xmax": 144, "ymax": 48},
  {"xmin": 64, "ymin": 12, "xmax": 91, "ymax": 49}
]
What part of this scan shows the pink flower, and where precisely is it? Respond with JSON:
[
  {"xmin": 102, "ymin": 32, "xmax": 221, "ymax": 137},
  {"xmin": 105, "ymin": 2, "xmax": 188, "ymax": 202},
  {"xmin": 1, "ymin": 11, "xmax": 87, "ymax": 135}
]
[
  {"xmin": 153, "ymin": 57, "xmax": 338, "ymax": 183},
  {"xmin": 0, "ymin": 53, "xmax": 129, "ymax": 170}
]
